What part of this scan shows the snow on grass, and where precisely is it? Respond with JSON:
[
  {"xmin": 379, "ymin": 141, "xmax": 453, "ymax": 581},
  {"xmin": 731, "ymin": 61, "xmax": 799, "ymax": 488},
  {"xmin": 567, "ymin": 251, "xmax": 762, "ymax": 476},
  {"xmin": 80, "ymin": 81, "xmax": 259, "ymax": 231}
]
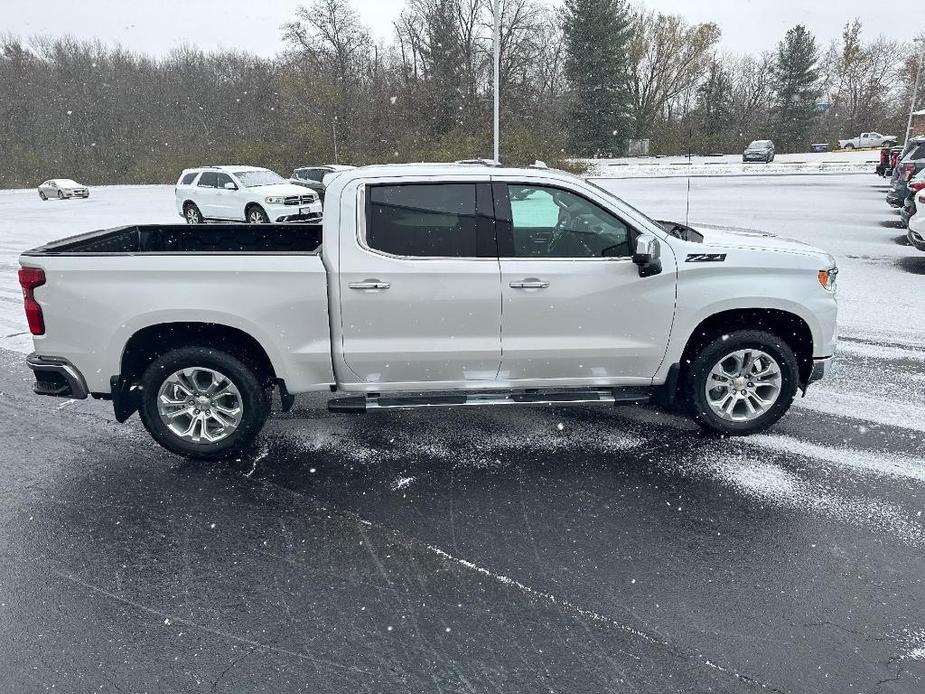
[{"xmin": 582, "ymin": 149, "xmax": 877, "ymax": 178}]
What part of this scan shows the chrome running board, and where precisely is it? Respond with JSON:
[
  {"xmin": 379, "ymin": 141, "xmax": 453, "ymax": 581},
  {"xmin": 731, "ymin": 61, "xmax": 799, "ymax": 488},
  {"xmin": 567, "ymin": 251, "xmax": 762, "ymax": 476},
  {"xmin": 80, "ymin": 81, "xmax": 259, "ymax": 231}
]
[{"xmin": 328, "ymin": 388, "xmax": 651, "ymax": 413}]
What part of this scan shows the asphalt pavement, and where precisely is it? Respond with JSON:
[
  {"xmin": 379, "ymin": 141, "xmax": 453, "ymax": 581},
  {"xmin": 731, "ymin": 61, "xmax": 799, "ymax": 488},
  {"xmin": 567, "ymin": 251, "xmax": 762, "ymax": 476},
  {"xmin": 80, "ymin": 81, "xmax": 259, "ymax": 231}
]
[{"xmin": 1, "ymin": 174, "xmax": 923, "ymax": 693}]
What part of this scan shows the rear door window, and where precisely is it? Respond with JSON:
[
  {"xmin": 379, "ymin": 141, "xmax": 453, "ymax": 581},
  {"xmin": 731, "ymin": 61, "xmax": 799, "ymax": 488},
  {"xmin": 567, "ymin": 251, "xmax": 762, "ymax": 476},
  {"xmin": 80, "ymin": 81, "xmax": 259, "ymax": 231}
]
[
  {"xmin": 366, "ymin": 183, "xmax": 481, "ymax": 257},
  {"xmin": 198, "ymin": 172, "xmax": 218, "ymax": 187}
]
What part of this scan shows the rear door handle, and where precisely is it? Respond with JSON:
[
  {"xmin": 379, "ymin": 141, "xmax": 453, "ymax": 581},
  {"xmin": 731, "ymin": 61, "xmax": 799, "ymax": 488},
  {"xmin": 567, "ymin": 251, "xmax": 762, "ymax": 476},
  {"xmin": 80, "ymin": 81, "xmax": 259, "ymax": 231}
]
[
  {"xmin": 509, "ymin": 280, "xmax": 549, "ymax": 289},
  {"xmin": 348, "ymin": 280, "xmax": 390, "ymax": 290}
]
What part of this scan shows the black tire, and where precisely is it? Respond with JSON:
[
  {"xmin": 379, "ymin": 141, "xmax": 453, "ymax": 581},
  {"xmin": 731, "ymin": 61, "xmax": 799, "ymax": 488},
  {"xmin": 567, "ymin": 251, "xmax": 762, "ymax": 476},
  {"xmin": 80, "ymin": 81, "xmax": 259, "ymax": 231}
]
[
  {"xmin": 682, "ymin": 329, "xmax": 799, "ymax": 436},
  {"xmin": 138, "ymin": 346, "xmax": 271, "ymax": 460},
  {"xmin": 57, "ymin": 191, "xmax": 64, "ymax": 199},
  {"xmin": 184, "ymin": 202, "xmax": 203, "ymax": 224},
  {"xmin": 843, "ymin": 143, "xmax": 854, "ymax": 150},
  {"xmin": 39, "ymin": 191, "xmax": 47, "ymax": 200},
  {"xmin": 246, "ymin": 205, "xmax": 270, "ymax": 223}
]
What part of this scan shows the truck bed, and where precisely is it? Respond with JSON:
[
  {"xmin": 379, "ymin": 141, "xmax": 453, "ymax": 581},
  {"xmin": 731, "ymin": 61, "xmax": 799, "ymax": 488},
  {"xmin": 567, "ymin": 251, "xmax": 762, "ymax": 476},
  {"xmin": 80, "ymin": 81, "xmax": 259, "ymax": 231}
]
[
  {"xmin": 23, "ymin": 223, "xmax": 322, "ymax": 256},
  {"xmin": 20, "ymin": 222, "xmax": 334, "ymax": 396}
]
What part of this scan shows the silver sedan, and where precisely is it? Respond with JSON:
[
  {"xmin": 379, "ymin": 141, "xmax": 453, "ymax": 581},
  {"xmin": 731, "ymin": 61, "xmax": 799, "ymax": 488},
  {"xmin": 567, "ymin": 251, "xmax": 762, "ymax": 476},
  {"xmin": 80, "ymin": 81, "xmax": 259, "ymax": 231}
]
[{"xmin": 38, "ymin": 179, "xmax": 90, "ymax": 200}]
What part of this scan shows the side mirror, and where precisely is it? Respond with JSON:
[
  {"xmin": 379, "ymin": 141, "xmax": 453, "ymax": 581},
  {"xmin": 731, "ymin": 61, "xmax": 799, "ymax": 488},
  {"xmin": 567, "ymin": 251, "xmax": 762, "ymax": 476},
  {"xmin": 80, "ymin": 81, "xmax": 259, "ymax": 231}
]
[
  {"xmin": 632, "ymin": 234, "xmax": 662, "ymax": 277},
  {"xmin": 224, "ymin": 181, "xmax": 237, "ymax": 190}
]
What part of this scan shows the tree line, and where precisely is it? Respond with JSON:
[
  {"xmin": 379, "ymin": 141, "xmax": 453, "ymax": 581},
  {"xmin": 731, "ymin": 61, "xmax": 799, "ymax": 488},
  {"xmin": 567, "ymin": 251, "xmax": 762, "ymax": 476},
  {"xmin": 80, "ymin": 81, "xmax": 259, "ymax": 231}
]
[{"xmin": 0, "ymin": 0, "xmax": 921, "ymax": 187}]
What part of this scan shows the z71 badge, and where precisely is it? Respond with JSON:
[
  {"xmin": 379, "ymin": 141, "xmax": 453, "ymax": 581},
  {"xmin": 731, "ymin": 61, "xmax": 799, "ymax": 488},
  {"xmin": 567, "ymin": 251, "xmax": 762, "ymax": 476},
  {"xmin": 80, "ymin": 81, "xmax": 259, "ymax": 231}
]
[{"xmin": 686, "ymin": 253, "xmax": 727, "ymax": 262}]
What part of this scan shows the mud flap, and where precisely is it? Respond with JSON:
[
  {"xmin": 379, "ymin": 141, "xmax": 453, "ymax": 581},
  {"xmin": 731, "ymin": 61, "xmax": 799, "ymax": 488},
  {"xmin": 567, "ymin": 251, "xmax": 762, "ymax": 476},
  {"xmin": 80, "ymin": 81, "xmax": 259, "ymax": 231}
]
[{"xmin": 110, "ymin": 375, "xmax": 139, "ymax": 423}]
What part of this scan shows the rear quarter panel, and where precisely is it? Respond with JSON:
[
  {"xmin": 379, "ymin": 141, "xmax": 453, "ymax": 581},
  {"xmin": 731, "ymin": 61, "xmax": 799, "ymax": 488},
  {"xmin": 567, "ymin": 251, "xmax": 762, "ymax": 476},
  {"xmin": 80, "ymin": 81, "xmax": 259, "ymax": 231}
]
[{"xmin": 24, "ymin": 254, "xmax": 334, "ymax": 394}]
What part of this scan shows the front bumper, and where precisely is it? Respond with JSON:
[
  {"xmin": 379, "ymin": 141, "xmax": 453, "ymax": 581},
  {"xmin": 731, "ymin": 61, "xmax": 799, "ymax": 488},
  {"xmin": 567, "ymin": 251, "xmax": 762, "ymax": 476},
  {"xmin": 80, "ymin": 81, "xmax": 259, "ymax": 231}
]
[
  {"xmin": 267, "ymin": 200, "xmax": 322, "ymax": 224},
  {"xmin": 26, "ymin": 354, "xmax": 89, "ymax": 399},
  {"xmin": 274, "ymin": 211, "xmax": 322, "ymax": 223}
]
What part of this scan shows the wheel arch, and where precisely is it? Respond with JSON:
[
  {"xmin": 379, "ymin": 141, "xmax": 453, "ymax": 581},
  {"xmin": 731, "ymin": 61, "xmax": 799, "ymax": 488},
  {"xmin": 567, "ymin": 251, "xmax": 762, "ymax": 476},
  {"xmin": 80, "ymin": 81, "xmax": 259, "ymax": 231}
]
[
  {"xmin": 244, "ymin": 202, "xmax": 266, "ymax": 220},
  {"xmin": 677, "ymin": 308, "xmax": 814, "ymax": 388},
  {"xmin": 113, "ymin": 321, "xmax": 280, "ymax": 422}
]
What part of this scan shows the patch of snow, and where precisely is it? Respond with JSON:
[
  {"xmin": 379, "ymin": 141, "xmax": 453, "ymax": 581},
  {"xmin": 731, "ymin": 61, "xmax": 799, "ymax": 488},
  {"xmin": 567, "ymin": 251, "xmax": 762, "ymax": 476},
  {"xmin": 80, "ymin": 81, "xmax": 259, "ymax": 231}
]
[
  {"xmin": 747, "ymin": 434, "xmax": 925, "ymax": 483},
  {"xmin": 390, "ymin": 476, "xmax": 415, "ymax": 491}
]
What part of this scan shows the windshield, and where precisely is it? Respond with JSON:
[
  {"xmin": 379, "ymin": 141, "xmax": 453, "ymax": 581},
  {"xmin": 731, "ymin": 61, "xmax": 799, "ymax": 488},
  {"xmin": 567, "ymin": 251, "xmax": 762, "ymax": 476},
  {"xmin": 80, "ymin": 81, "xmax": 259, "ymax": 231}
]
[
  {"xmin": 233, "ymin": 169, "xmax": 286, "ymax": 187},
  {"xmin": 57, "ymin": 179, "xmax": 79, "ymax": 186},
  {"xmin": 748, "ymin": 141, "xmax": 769, "ymax": 148}
]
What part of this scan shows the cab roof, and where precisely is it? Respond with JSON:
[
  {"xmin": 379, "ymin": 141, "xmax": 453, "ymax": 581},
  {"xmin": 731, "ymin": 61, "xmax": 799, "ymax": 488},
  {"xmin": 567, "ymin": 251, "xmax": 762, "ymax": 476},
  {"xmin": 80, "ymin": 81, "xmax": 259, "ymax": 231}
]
[{"xmin": 331, "ymin": 162, "xmax": 579, "ymax": 182}]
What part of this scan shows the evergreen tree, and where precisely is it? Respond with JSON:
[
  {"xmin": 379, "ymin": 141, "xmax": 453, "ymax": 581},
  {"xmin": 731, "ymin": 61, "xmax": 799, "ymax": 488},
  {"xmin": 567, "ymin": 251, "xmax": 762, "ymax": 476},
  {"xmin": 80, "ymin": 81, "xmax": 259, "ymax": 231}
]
[
  {"xmin": 772, "ymin": 25, "xmax": 821, "ymax": 152},
  {"xmin": 562, "ymin": 0, "xmax": 633, "ymax": 156}
]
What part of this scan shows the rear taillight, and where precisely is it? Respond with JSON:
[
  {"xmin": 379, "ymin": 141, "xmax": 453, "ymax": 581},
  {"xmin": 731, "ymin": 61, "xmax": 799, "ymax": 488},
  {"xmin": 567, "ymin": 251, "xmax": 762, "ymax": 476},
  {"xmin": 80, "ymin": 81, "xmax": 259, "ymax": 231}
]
[
  {"xmin": 18, "ymin": 267, "xmax": 46, "ymax": 335},
  {"xmin": 903, "ymin": 162, "xmax": 915, "ymax": 181},
  {"xmin": 910, "ymin": 181, "xmax": 925, "ymax": 192}
]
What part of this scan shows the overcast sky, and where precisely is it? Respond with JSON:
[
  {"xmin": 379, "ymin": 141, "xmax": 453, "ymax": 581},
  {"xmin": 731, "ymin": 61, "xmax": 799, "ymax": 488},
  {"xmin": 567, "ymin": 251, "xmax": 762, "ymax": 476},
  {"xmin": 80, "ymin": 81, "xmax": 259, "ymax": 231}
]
[{"xmin": 2, "ymin": 0, "xmax": 922, "ymax": 57}]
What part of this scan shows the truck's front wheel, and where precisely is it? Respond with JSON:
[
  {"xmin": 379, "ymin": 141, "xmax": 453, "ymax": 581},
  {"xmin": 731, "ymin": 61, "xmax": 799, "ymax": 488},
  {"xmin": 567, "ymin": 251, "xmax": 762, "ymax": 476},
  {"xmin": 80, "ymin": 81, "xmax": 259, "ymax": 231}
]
[
  {"xmin": 138, "ymin": 347, "xmax": 270, "ymax": 460},
  {"xmin": 682, "ymin": 330, "xmax": 799, "ymax": 436}
]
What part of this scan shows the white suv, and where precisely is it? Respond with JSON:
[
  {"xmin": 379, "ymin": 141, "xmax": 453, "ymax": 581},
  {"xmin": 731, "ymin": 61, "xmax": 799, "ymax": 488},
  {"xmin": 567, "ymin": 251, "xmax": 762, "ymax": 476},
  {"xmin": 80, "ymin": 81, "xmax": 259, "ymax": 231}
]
[{"xmin": 175, "ymin": 166, "xmax": 322, "ymax": 224}]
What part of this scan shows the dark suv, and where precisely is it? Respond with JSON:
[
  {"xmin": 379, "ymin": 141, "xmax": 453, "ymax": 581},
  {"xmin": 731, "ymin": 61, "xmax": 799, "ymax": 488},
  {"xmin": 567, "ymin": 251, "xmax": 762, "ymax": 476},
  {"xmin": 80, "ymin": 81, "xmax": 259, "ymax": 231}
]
[
  {"xmin": 290, "ymin": 165, "xmax": 355, "ymax": 201},
  {"xmin": 887, "ymin": 137, "xmax": 925, "ymax": 207}
]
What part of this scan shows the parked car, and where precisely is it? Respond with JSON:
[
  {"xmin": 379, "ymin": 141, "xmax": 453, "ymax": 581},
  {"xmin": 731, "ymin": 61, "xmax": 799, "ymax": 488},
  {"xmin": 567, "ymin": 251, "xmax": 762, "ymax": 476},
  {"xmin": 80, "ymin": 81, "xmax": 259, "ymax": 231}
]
[
  {"xmin": 877, "ymin": 145, "xmax": 904, "ymax": 176},
  {"xmin": 21, "ymin": 164, "xmax": 837, "ymax": 459},
  {"xmin": 742, "ymin": 140, "xmax": 775, "ymax": 163},
  {"xmin": 900, "ymin": 170, "xmax": 925, "ymax": 226},
  {"xmin": 37, "ymin": 179, "xmax": 89, "ymax": 200},
  {"xmin": 838, "ymin": 132, "xmax": 897, "ymax": 149},
  {"xmin": 175, "ymin": 166, "xmax": 322, "ymax": 224},
  {"xmin": 887, "ymin": 137, "xmax": 925, "ymax": 208},
  {"xmin": 907, "ymin": 184, "xmax": 925, "ymax": 251},
  {"xmin": 289, "ymin": 164, "xmax": 355, "ymax": 201}
]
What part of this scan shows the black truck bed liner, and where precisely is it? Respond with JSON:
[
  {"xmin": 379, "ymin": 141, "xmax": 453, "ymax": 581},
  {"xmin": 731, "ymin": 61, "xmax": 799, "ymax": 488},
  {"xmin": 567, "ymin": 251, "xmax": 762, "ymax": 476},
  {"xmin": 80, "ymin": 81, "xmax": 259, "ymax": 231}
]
[{"xmin": 23, "ymin": 223, "xmax": 322, "ymax": 256}]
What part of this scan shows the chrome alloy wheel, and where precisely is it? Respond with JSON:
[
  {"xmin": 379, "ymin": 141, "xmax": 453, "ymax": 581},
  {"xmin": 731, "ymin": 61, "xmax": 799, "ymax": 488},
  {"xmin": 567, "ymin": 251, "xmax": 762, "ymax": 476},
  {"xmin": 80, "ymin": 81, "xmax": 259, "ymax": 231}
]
[
  {"xmin": 156, "ymin": 367, "xmax": 243, "ymax": 444},
  {"xmin": 186, "ymin": 206, "xmax": 201, "ymax": 224},
  {"xmin": 705, "ymin": 349, "xmax": 782, "ymax": 422}
]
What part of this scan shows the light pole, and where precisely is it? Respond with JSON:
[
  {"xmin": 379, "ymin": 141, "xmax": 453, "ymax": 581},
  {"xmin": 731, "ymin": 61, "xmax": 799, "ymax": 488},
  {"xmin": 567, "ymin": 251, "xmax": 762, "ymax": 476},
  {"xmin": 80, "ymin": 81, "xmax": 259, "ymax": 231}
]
[
  {"xmin": 332, "ymin": 115, "xmax": 339, "ymax": 164},
  {"xmin": 904, "ymin": 40, "xmax": 924, "ymax": 144},
  {"xmin": 492, "ymin": 0, "xmax": 500, "ymax": 163}
]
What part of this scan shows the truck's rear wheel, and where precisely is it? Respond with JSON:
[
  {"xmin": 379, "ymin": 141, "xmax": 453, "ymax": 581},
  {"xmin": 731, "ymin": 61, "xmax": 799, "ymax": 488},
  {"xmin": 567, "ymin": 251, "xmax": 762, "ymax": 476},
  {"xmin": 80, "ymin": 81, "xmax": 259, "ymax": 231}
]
[
  {"xmin": 138, "ymin": 347, "xmax": 270, "ymax": 460},
  {"xmin": 682, "ymin": 330, "xmax": 799, "ymax": 436}
]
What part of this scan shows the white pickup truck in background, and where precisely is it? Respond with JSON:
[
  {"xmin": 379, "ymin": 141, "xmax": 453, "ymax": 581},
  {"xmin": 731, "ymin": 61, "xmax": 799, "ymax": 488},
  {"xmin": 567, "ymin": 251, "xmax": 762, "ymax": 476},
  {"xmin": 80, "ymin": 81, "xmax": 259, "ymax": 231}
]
[
  {"xmin": 837, "ymin": 132, "xmax": 896, "ymax": 149},
  {"xmin": 19, "ymin": 164, "xmax": 838, "ymax": 459}
]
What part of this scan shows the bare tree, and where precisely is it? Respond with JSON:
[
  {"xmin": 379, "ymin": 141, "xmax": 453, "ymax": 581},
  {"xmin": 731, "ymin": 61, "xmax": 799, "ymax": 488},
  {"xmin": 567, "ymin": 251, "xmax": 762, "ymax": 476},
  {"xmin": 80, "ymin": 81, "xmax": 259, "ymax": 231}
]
[{"xmin": 627, "ymin": 9, "xmax": 721, "ymax": 138}]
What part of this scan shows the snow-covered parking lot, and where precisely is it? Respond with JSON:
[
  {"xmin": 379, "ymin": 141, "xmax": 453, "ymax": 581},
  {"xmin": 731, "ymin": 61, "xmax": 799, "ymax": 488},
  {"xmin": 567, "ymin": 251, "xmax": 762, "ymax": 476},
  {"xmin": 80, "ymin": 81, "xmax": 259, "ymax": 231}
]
[{"xmin": 1, "ymin": 173, "xmax": 924, "ymax": 693}]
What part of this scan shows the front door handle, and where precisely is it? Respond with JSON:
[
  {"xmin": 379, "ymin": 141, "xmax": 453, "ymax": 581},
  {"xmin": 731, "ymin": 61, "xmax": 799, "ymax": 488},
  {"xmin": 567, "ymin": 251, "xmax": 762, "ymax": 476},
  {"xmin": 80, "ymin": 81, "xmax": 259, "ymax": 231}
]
[
  {"xmin": 509, "ymin": 279, "xmax": 549, "ymax": 289},
  {"xmin": 348, "ymin": 280, "xmax": 391, "ymax": 290}
]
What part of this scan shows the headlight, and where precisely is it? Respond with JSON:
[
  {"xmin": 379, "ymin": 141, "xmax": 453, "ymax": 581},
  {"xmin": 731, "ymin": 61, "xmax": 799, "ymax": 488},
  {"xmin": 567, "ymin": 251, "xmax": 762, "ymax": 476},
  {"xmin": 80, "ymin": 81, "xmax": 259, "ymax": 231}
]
[
  {"xmin": 265, "ymin": 196, "xmax": 286, "ymax": 204},
  {"xmin": 818, "ymin": 267, "xmax": 838, "ymax": 291}
]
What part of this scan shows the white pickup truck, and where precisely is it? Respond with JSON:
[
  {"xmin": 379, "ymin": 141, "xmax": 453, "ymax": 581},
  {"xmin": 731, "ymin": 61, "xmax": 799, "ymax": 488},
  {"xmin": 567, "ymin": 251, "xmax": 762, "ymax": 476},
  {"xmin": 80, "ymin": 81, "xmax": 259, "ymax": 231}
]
[
  {"xmin": 837, "ymin": 132, "xmax": 896, "ymax": 149},
  {"xmin": 19, "ymin": 164, "xmax": 838, "ymax": 459}
]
